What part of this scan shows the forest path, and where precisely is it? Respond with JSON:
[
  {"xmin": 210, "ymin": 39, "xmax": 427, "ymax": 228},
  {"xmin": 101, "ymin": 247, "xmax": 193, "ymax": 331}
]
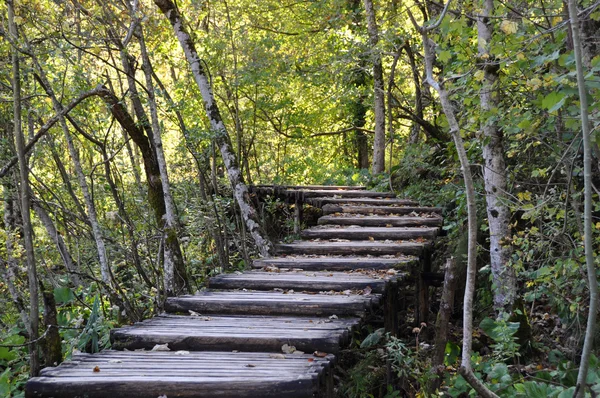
[{"xmin": 25, "ymin": 186, "xmax": 442, "ymax": 398}]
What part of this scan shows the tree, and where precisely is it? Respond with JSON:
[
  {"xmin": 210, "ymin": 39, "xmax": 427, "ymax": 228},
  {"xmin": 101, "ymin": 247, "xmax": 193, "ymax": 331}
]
[
  {"xmin": 363, "ymin": 0, "xmax": 386, "ymax": 174},
  {"xmin": 6, "ymin": 0, "xmax": 39, "ymax": 376},
  {"xmin": 477, "ymin": 0, "xmax": 516, "ymax": 313},
  {"xmin": 568, "ymin": 0, "xmax": 598, "ymax": 395},
  {"xmin": 408, "ymin": 2, "xmax": 498, "ymax": 396},
  {"xmin": 152, "ymin": 0, "xmax": 273, "ymax": 257}
]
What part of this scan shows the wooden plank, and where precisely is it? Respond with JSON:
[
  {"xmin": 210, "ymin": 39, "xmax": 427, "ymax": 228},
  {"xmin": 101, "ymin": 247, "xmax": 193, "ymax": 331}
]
[
  {"xmin": 252, "ymin": 185, "xmax": 366, "ymax": 191},
  {"xmin": 27, "ymin": 377, "xmax": 319, "ymax": 398},
  {"xmin": 164, "ymin": 291, "xmax": 380, "ymax": 317},
  {"xmin": 300, "ymin": 226, "xmax": 439, "ymax": 240},
  {"xmin": 28, "ymin": 350, "xmax": 334, "ymax": 398},
  {"xmin": 252, "ymin": 256, "xmax": 418, "ymax": 271},
  {"xmin": 306, "ymin": 197, "xmax": 418, "ymax": 207},
  {"xmin": 208, "ymin": 271, "xmax": 393, "ymax": 293},
  {"xmin": 294, "ymin": 190, "xmax": 396, "ymax": 199},
  {"xmin": 111, "ymin": 315, "xmax": 360, "ymax": 353},
  {"xmin": 275, "ymin": 240, "xmax": 428, "ymax": 256},
  {"xmin": 318, "ymin": 215, "xmax": 443, "ymax": 227},
  {"xmin": 322, "ymin": 204, "xmax": 442, "ymax": 215}
]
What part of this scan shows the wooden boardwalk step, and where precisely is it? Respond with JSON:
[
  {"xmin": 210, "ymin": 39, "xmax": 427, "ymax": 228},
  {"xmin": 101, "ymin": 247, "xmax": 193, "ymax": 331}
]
[
  {"xmin": 322, "ymin": 204, "xmax": 442, "ymax": 216},
  {"xmin": 318, "ymin": 215, "xmax": 443, "ymax": 227},
  {"xmin": 293, "ymin": 190, "xmax": 396, "ymax": 199},
  {"xmin": 27, "ymin": 350, "xmax": 334, "ymax": 398},
  {"xmin": 301, "ymin": 226, "xmax": 439, "ymax": 240},
  {"xmin": 165, "ymin": 290, "xmax": 380, "ymax": 317},
  {"xmin": 276, "ymin": 240, "xmax": 428, "ymax": 256},
  {"xmin": 252, "ymin": 255, "xmax": 418, "ymax": 271},
  {"xmin": 253, "ymin": 184, "xmax": 366, "ymax": 191},
  {"xmin": 208, "ymin": 270, "xmax": 399, "ymax": 293},
  {"xmin": 306, "ymin": 197, "xmax": 418, "ymax": 207},
  {"xmin": 111, "ymin": 314, "xmax": 360, "ymax": 354}
]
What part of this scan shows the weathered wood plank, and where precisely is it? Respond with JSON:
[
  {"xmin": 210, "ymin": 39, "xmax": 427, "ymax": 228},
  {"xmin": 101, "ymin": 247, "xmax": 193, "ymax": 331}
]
[
  {"xmin": 209, "ymin": 271, "xmax": 396, "ymax": 293},
  {"xmin": 164, "ymin": 290, "xmax": 380, "ymax": 316},
  {"xmin": 252, "ymin": 185, "xmax": 366, "ymax": 191},
  {"xmin": 293, "ymin": 190, "xmax": 396, "ymax": 199},
  {"xmin": 306, "ymin": 197, "xmax": 418, "ymax": 207},
  {"xmin": 276, "ymin": 240, "xmax": 428, "ymax": 256},
  {"xmin": 300, "ymin": 226, "xmax": 439, "ymax": 240},
  {"xmin": 318, "ymin": 215, "xmax": 443, "ymax": 227},
  {"xmin": 252, "ymin": 256, "xmax": 418, "ymax": 271},
  {"xmin": 28, "ymin": 351, "xmax": 334, "ymax": 398},
  {"xmin": 322, "ymin": 204, "xmax": 443, "ymax": 215},
  {"xmin": 111, "ymin": 315, "xmax": 359, "ymax": 353}
]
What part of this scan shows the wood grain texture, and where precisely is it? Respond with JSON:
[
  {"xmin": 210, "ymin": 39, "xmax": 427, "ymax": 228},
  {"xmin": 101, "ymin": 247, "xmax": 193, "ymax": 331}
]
[
  {"xmin": 252, "ymin": 256, "xmax": 418, "ymax": 271},
  {"xmin": 301, "ymin": 226, "xmax": 439, "ymax": 240},
  {"xmin": 209, "ymin": 270, "xmax": 398, "ymax": 293},
  {"xmin": 318, "ymin": 215, "xmax": 443, "ymax": 227},
  {"xmin": 276, "ymin": 240, "xmax": 429, "ymax": 256}
]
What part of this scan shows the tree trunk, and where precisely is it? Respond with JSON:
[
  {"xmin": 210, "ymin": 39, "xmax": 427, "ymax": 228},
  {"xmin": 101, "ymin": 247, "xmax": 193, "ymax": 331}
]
[
  {"xmin": 32, "ymin": 198, "xmax": 83, "ymax": 287},
  {"xmin": 363, "ymin": 0, "xmax": 386, "ymax": 174},
  {"xmin": 138, "ymin": 29, "xmax": 190, "ymax": 295},
  {"xmin": 7, "ymin": 0, "xmax": 40, "ymax": 376},
  {"xmin": 408, "ymin": 4, "xmax": 499, "ymax": 396},
  {"xmin": 429, "ymin": 257, "xmax": 457, "ymax": 393},
  {"xmin": 153, "ymin": 0, "xmax": 273, "ymax": 257},
  {"xmin": 569, "ymin": 0, "xmax": 598, "ymax": 395},
  {"xmin": 41, "ymin": 284, "xmax": 62, "ymax": 368},
  {"xmin": 477, "ymin": 0, "xmax": 516, "ymax": 313}
]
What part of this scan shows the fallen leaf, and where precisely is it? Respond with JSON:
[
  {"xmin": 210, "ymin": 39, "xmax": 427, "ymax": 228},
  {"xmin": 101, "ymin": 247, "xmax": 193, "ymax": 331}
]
[
  {"xmin": 93, "ymin": 366, "xmax": 100, "ymax": 372},
  {"xmin": 269, "ymin": 353, "xmax": 286, "ymax": 359},
  {"xmin": 281, "ymin": 344, "xmax": 296, "ymax": 354},
  {"xmin": 151, "ymin": 343, "xmax": 170, "ymax": 352},
  {"xmin": 313, "ymin": 351, "xmax": 328, "ymax": 357},
  {"xmin": 329, "ymin": 314, "xmax": 338, "ymax": 320},
  {"xmin": 174, "ymin": 351, "xmax": 190, "ymax": 355},
  {"xmin": 246, "ymin": 364, "xmax": 256, "ymax": 367}
]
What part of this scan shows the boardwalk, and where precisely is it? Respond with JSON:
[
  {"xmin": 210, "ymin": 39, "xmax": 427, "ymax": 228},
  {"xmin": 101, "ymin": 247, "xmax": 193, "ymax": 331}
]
[{"xmin": 26, "ymin": 186, "xmax": 442, "ymax": 398}]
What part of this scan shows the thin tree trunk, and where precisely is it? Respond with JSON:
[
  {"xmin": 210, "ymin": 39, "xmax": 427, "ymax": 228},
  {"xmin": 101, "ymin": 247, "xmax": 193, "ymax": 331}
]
[
  {"xmin": 138, "ymin": 29, "xmax": 190, "ymax": 295},
  {"xmin": 153, "ymin": 0, "xmax": 273, "ymax": 257},
  {"xmin": 569, "ymin": 0, "xmax": 598, "ymax": 395},
  {"xmin": 32, "ymin": 199, "xmax": 83, "ymax": 287},
  {"xmin": 2, "ymin": 183, "xmax": 31, "ymax": 338},
  {"xmin": 408, "ymin": 3, "xmax": 499, "ymax": 397},
  {"xmin": 363, "ymin": 0, "xmax": 386, "ymax": 174},
  {"xmin": 477, "ymin": 0, "xmax": 516, "ymax": 313},
  {"xmin": 429, "ymin": 257, "xmax": 457, "ymax": 393},
  {"xmin": 41, "ymin": 283, "xmax": 62, "ymax": 368},
  {"xmin": 33, "ymin": 69, "xmax": 112, "ymax": 289},
  {"xmin": 7, "ymin": 0, "xmax": 39, "ymax": 376}
]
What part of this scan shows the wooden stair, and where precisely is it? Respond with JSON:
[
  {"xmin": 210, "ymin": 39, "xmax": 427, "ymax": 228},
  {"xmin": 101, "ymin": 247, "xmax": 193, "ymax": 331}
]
[{"xmin": 26, "ymin": 185, "xmax": 442, "ymax": 398}]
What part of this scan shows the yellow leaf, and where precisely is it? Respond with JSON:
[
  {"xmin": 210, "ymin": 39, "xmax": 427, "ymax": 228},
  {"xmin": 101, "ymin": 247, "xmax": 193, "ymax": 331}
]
[
  {"xmin": 13, "ymin": 16, "xmax": 24, "ymax": 25},
  {"xmin": 500, "ymin": 20, "xmax": 518, "ymax": 34},
  {"xmin": 474, "ymin": 70, "xmax": 485, "ymax": 81}
]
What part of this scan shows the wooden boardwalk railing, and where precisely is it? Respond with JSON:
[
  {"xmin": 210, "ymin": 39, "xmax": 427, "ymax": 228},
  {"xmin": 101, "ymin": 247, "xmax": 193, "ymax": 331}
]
[{"xmin": 26, "ymin": 185, "xmax": 442, "ymax": 398}]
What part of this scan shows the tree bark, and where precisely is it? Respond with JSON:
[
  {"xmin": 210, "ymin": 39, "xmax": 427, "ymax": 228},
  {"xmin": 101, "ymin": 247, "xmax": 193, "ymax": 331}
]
[
  {"xmin": 430, "ymin": 257, "xmax": 457, "ymax": 393},
  {"xmin": 408, "ymin": 3, "xmax": 499, "ymax": 396},
  {"xmin": 152, "ymin": 0, "xmax": 273, "ymax": 257},
  {"xmin": 477, "ymin": 0, "xmax": 516, "ymax": 313},
  {"xmin": 363, "ymin": 0, "xmax": 386, "ymax": 174},
  {"xmin": 32, "ymin": 198, "xmax": 83, "ymax": 287},
  {"xmin": 138, "ymin": 29, "xmax": 190, "ymax": 295},
  {"xmin": 7, "ymin": 0, "xmax": 40, "ymax": 376},
  {"xmin": 569, "ymin": 0, "xmax": 598, "ymax": 395},
  {"xmin": 41, "ymin": 284, "xmax": 62, "ymax": 368}
]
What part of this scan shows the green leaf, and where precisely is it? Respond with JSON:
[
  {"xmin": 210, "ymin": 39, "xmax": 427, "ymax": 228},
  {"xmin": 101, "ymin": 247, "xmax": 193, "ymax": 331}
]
[
  {"xmin": 54, "ymin": 287, "xmax": 75, "ymax": 304},
  {"xmin": 542, "ymin": 92, "xmax": 567, "ymax": 113},
  {"xmin": 438, "ymin": 50, "xmax": 452, "ymax": 63},
  {"xmin": 360, "ymin": 328, "xmax": 384, "ymax": 348}
]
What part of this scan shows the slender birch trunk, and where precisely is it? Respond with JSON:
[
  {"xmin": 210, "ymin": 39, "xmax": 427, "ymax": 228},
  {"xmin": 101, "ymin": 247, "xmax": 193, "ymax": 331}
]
[
  {"xmin": 408, "ymin": 3, "xmax": 498, "ymax": 396},
  {"xmin": 7, "ymin": 0, "xmax": 39, "ymax": 376},
  {"xmin": 138, "ymin": 29, "xmax": 190, "ymax": 295},
  {"xmin": 569, "ymin": 0, "xmax": 598, "ymax": 395},
  {"xmin": 477, "ymin": 0, "xmax": 516, "ymax": 313},
  {"xmin": 363, "ymin": 0, "xmax": 386, "ymax": 174},
  {"xmin": 153, "ymin": 0, "xmax": 272, "ymax": 257},
  {"xmin": 32, "ymin": 199, "xmax": 83, "ymax": 287}
]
